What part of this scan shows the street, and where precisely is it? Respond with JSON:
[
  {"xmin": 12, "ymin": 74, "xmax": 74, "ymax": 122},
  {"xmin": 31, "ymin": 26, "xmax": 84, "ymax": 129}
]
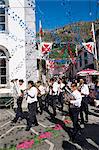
[{"xmin": 0, "ymin": 105, "xmax": 99, "ymax": 150}]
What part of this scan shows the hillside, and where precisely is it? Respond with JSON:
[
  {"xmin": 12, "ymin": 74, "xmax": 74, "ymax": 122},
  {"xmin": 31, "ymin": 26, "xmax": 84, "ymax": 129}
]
[
  {"xmin": 37, "ymin": 20, "xmax": 99, "ymax": 64},
  {"xmin": 41, "ymin": 20, "xmax": 99, "ymax": 43}
]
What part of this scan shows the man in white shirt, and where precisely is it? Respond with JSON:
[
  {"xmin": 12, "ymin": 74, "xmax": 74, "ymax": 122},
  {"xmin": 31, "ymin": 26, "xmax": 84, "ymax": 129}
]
[
  {"xmin": 58, "ymin": 78, "xmax": 65, "ymax": 111},
  {"xmin": 12, "ymin": 79, "xmax": 25, "ymax": 123},
  {"xmin": 79, "ymin": 79, "xmax": 89, "ymax": 124},
  {"xmin": 37, "ymin": 81, "xmax": 46, "ymax": 115},
  {"xmin": 11, "ymin": 79, "xmax": 19, "ymax": 112},
  {"xmin": 26, "ymin": 81, "xmax": 38, "ymax": 131},
  {"xmin": 48, "ymin": 78, "xmax": 59, "ymax": 117},
  {"xmin": 69, "ymin": 82, "xmax": 82, "ymax": 141}
]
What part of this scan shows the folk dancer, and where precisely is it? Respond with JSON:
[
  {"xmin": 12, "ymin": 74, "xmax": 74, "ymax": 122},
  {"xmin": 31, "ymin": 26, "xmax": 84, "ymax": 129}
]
[
  {"xmin": 69, "ymin": 82, "xmax": 82, "ymax": 141},
  {"xmin": 10, "ymin": 79, "xmax": 19, "ymax": 112},
  {"xmin": 25, "ymin": 81, "xmax": 38, "ymax": 131},
  {"xmin": 49, "ymin": 78, "xmax": 59, "ymax": 117},
  {"xmin": 58, "ymin": 78, "xmax": 65, "ymax": 111},
  {"xmin": 37, "ymin": 81, "xmax": 46, "ymax": 115},
  {"xmin": 12, "ymin": 79, "xmax": 25, "ymax": 123},
  {"xmin": 79, "ymin": 79, "xmax": 89, "ymax": 124}
]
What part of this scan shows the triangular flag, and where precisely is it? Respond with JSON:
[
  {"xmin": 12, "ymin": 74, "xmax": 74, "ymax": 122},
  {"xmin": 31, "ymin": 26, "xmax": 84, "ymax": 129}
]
[
  {"xmin": 46, "ymin": 60, "xmax": 55, "ymax": 69},
  {"xmin": 41, "ymin": 42, "xmax": 52, "ymax": 54},
  {"xmin": 82, "ymin": 42, "xmax": 94, "ymax": 54}
]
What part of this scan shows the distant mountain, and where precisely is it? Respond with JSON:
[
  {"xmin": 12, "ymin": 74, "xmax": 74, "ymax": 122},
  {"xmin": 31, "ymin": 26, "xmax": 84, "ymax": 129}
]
[
  {"xmin": 37, "ymin": 20, "xmax": 99, "ymax": 62},
  {"xmin": 38, "ymin": 20, "xmax": 99, "ymax": 44}
]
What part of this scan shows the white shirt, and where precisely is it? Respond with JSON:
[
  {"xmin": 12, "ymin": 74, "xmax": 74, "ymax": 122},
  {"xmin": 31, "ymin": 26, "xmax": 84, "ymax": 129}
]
[
  {"xmin": 18, "ymin": 84, "xmax": 25, "ymax": 97},
  {"xmin": 27, "ymin": 87, "xmax": 38, "ymax": 104},
  {"xmin": 11, "ymin": 82, "xmax": 19, "ymax": 97},
  {"xmin": 59, "ymin": 83, "xmax": 65, "ymax": 93},
  {"xmin": 53, "ymin": 82, "xmax": 60, "ymax": 95},
  {"xmin": 67, "ymin": 81, "xmax": 72, "ymax": 88},
  {"xmin": 70, "ymin": 90, "xmax": 82, "ymax": 107},
  {"xmin": 39, "ymin": 85, "xmax": 46, "ymax": 95},
  {"xmin": 81, "ymin": 84, "xmax": 89, "ymax": 97}
]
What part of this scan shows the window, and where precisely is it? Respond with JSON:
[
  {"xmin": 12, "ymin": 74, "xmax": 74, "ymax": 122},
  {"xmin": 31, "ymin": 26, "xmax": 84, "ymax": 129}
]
[
  {"xmin": 0, "ymin": 50, "xmax": 6, "ymax": 84},
  {"xmin": 0, "ymin": 0, "xmax": 5, "ymax": 32},
  {"xmin": 84, "ymin": 52, "xmax": 88, "ymax": 65}
]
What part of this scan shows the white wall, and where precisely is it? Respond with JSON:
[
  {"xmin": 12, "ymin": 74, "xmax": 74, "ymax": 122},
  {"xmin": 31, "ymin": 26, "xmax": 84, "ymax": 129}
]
[
  {"xmin": 71, "ymin": 49, "xmax": 94, "ymax": 78},
  {"xmin": 0, "ymin": 0, "xmax": 38, "ymax": 88},
  {"xmin": 25, "ymin": 0, "xmax": 38, "ymax": 83}
]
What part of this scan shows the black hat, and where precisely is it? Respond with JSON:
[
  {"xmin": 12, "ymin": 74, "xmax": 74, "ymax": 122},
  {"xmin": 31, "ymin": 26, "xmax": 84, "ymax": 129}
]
[{"xmin": 19, "ymin": 79, "xmax": 24, "ymax": 83}]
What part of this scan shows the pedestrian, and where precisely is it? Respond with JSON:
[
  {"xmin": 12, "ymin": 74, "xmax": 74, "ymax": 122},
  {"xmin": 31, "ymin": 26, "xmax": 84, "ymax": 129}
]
[
  {"xmin": 58, "ymin": 78, "xmax": 65, "ymax": 111},
  {"xmin": 49, "ymin": 78, "xmax": 59, "ymax": 117},
  {"xmin": 69, "ymin": 82, "xmax": 82, "ymax": 141},
  {"xmin": 12, "ymin": 79, "xmax": 25, "ymax": 123},
  {"xmin": 11, "ymin": 79, "xmax": 19, "ymax": 112},
  {"xmin": 25, "ymin": 81, "xmax": 38, "ymax": 131},
  {"xmin": 79, "ymin": 79, "xmax": 89, "ymax": 124},
  {"xmin": 37, "ymin": 81, "xmax": 46, "ymax": 115},
  {"xmin": 94, "ymin": 80, "xmax": 99, "ymax": 107},
  {"xmin": 44, "ymin": 80, "xmax": 50, "ymax": 110}
]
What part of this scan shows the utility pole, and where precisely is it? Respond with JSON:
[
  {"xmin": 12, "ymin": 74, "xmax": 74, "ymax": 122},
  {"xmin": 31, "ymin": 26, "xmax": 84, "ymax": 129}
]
[
  {"xmin": 92, "ymin": 22, "xmax": 98, "ymax": 71},
  {"xmin": 39, "ymin": 20, "xmax": 43, "ymax": 81}
]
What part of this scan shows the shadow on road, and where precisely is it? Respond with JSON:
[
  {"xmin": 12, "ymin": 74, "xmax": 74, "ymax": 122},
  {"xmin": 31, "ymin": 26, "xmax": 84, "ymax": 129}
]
[
  {"xmin": 62, "ymin": 140, "xmax": 77, "ymax": 150},
  {"xmin": 46, "ymin": 116, "xmax": 99, "ymax": 150}
]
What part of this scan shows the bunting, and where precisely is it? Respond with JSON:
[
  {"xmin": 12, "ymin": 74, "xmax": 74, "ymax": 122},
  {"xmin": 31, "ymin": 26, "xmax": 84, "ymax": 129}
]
[
  {"xmin": 82, "ymin": 42, "xmax": 94, "ymax": 54},
  {"xmin": 41, "ymin": 42, "xmax": 52, "ymax": 54}
]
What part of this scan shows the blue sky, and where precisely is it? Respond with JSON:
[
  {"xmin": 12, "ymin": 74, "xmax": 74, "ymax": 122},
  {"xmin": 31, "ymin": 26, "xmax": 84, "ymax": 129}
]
[{"xmin": 36, "ymin": 0, "xmax": 99, "ymax": 31}]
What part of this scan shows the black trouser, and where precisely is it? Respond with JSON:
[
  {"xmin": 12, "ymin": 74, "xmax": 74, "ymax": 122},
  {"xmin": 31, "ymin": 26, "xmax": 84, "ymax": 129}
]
[
  {"xmin": 69, "ymin": 106, "xmax": 80, "ymax": 138},
  {"xmin": 27, "ymin": 101, "xmax": 38, "ymax": 128},
  {"xmin": 58, "ymin": 92, "xmax": 64, "ymax": 111},
  {"xmin": 45, "ymin": 93, "xmax": 50, "ymax": 108},
  {"xmin": 14, "ymin": 97, "xmax": 23, "ymax": 121},
  {"xmin": 38, "ymin": 96, "xmax": 43, "ymax": 114},
  {"xmin": 80, "ymin": 97, "xmax": 89, "ymax": 123},
  {"xmin": 51, "ymin": 95, "xmax": 57, "ymax": 116}
]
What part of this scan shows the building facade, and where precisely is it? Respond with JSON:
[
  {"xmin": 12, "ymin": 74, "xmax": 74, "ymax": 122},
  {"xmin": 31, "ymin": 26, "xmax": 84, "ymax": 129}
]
[
  {"xmin": 0, "ymin": 0, "xmax": 38, "ymax": 89},
  {"xmin": 66, "ymin": 47, "xmax": 94, "ymax": 79}
]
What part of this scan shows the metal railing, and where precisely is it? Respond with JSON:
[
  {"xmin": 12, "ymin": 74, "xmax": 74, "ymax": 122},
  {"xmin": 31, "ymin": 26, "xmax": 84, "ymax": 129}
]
[{"xmin": 0, "ymin": 97, "xmax": 14, "ymax": 108}]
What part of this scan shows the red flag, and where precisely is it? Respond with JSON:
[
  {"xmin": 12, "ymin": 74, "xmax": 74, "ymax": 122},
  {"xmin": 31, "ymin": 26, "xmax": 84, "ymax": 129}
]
[
  {"xmin": 41, "ymin": 42, "xmax": 52, "ymax": 54},
  {"xmin": 82, "ymin": 42, "xmax": 94, "ymax": 54},
  {"xmin": 39, "ymin": 20, "xmax": 43, "ymax": 37},
  {"xmin": 46, "ymin": 60, "xmax": 54, "ymax": 69}
]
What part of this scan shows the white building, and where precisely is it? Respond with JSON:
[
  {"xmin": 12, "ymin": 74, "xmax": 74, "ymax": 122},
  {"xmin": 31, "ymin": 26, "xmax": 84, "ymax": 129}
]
[
  {"xmin": 0, "ymin": 0, "xmax": 38, "ymax": 91},
  {"xmin": 66, "ymin": 47, "xmax": 94, "ymax": 79}
]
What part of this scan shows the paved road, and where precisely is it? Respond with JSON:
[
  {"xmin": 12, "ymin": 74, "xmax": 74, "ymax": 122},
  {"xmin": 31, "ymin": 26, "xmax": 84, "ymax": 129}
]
[{"xmin": 0, "ymin": 105, "xmax": 99, "ymax": 150}]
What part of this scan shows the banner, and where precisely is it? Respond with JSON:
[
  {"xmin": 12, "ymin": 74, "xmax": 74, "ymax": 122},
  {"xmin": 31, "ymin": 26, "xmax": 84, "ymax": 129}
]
[
  {"xmin": 46, "ymin": 60, "xmax": 55, "ymax": 69},
  {"xmin": 82, "ymin": 42, "xmax": 94, "ymax": 54},
  {"xmin": 41, "ymin": 42, "xmax": 52, "ymax": 54}
]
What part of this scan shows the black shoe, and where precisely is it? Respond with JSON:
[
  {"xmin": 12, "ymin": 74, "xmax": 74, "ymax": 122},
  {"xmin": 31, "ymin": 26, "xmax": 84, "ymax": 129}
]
[
  {"xmin": 32, "ymin": 123, "xmax": 39, "ymax": 127},
  {"xmin": 11, "ymin": 119, "xmax": 17, "ymax": 123},
  {"xmin": 25, "ymin": 126, "xmax": 31, "ymax": 131},
  {"xmin": 40, "ymin": 111, "xmax": 43, "ymax": 115},
  {"xmin": 35, "ymin": 123, "xmax": 39, "ymax": 126}
]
